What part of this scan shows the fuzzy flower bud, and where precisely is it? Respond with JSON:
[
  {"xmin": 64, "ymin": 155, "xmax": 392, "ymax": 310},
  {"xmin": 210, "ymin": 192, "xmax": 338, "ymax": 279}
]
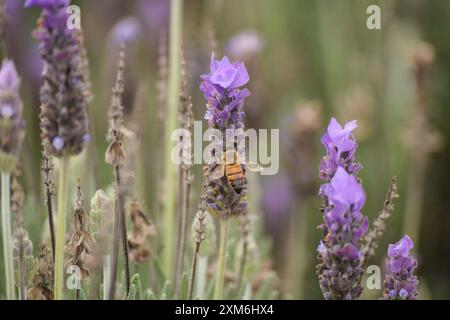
[
  {"xmin": 383, "ymin": 235, "xmax": 418, "ymax": 300},
  {"xmin": 0, "ymin": 59, "xmax": 24, "ymax": 172},
  {"xmin": 26, "ymin": 0, "xmax": 90, "ymax": 157}
]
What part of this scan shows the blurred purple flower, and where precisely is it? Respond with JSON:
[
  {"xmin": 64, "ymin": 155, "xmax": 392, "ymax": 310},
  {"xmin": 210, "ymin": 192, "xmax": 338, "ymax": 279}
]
[
  {"xmin": 0, "ymin": 60, "xmax": 24, "ymax": 164},
  {"xmin": 319, "ymin": 118, "xmax": 362, "ymax": 181},
  {"xmin": 226, "ymin": 31, "xmax": 265, "ymax": 60},
  {"xmin": 0, "ymin": 60, "xmax": 21, "ymax": 92},
  {"xmin": 27, "ymin": 0, "xmax": 90, "ymax": 157},
  {"xmin": 135, "ymin": 0, "xmax": 169, "ymax": 35},
  {"xmin": 383, "ymin": 235, "xmax": 418, "ymax": 300},
  {"xmin": 109, "ymin": 16, "xmax": 143, "ymax": 45},
  {"xmin": 200, "ymin": 54, "xmax": 250, "ymax": 130},
  {"xmin": 262, "ymin": 174, "xmax": 293, "ymax": 235},
  {"xmin": 25, "ymin": 0, "xmax": 69, "ymax": 7}
]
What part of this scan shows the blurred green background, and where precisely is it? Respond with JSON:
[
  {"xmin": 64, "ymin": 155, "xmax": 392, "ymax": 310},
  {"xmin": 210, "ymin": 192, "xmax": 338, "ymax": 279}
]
[{"xmin": 2, "ymin": 0, "xmax": 449, "ymax": 299}]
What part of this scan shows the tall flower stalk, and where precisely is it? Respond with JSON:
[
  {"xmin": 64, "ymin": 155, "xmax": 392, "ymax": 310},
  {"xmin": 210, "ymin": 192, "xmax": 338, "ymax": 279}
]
[
  {"xmin": 175, "ymin": 56, "xmax": 194, "ymax": 298},
  {"xmin": 41, "ymin": 151, "xmax": 56, "ymax": 259},
  {"xmin": 0, "ymin": 59, "xmax": 24, "ymax": 300},
  {"xmin": 105, "ymin": 44, "xmax": 130, "ymax": 298},
  {"xmin": 382, "ymin": 235, "xmax": 418, "ymax": 300},
  {"xmin": 362, "ymin": 177, "xmax": 399, "ymax": 265},
  {"xmin": 162, "ymin": 0, "xmax": 183, "ymax": 278},
  {"xmin": 26, "ymin": 0, "xmax": 90, "ymax": 299},
  {"xmin": 316, "ymin": 118, "xmax": 368, "ymax": 300},
  {"xmin": 188, "ymin": 208, "xmax": 207, "ymax": 300},
  {"xmin": 200, "ymin": 54, "xmax": 251, "ymax": 299}
]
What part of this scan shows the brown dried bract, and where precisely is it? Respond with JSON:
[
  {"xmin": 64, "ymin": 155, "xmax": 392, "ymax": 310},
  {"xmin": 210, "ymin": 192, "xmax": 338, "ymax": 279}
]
[{"xmin": 127, "ymin": 201, "xmax": 156, "ymax": 264}]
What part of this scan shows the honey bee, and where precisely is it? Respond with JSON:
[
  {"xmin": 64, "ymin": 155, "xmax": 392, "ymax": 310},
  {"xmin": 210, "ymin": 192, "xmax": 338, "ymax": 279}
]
[{"xmin": 209, "ymin": 150, "xmax": 262, "ymax": 194}]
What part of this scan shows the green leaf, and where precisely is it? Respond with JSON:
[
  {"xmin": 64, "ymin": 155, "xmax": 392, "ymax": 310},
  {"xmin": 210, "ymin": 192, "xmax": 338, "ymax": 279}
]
[
  {"xmin": 78, "ymin": 287, "xmax": 88, "ymax": 300},
  {"xmin": 160, "ymin": 280, "xmax": 172, "ymax": 300},
  {"xmin": 153, "ymin": 258, "xmax": 167, "ymax": 291},
  {"xmin": 145, "ymin": 289, "xmax": 156, "ymax": 300},
  {"xmin": 127, "ymin": 284, "xmax": 137, "ymax": 300},
  {"xmin": 254, "ymin": 272, "xmax": 275, "ymax": 300},
  {"xmin": 130, "ymin": 273, "xmax": 143, "ymax": 300},
  {"xmin": 180, "ymin": 272, "xmax": 189, "ymax": 300}
]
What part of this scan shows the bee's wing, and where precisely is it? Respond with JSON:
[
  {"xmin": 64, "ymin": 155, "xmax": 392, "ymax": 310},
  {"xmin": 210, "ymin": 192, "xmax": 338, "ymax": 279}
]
[
  {"xmin": 209, "ymin": 165, "xmax": 225, "ymax": 180},
  {"xmin": 246, "ymin": 162, "xmax": 263, "ymax": 173}
]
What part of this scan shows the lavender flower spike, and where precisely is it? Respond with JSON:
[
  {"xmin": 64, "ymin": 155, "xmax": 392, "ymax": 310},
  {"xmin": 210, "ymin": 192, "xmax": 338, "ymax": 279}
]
[
  {"xmin": 317, "ymin": 167, "xmax": 368, "ymax": 299},
  {"xmin": 0, "ymin": 59, "xmax": 24, "ymax": 173},
  {"xmin": 200, "ymin": 54, "xmax": 250, "ymax": 131},
  {"xmin": 320, "ymin": 118, "xmax": 362, "ymax": 181},
  {"xmin": 383, "ymin": 235, "xmax": 419, "ymax": 300},
  {"xmin": 201, "ymin": 54, "xmax": 250, "ymax": 218},
  {"xmin": 26, "ymin": 0, "xmax": 89, "ymax": 157}
]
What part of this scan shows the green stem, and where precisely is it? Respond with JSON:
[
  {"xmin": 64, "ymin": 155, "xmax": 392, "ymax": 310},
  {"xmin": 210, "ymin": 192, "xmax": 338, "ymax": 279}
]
[
  {"xmin": 162, "ymin": 0, "xmax": 183, "ymax": 278},
  {"xmin": 54, "ymin": 155, "xmax": 70, "ymax": 300},
  {"xmin": 214, "ymin": 218, "xmax": 230, "ymax": 300},
  {"xmin": 103, "ymin": 254, "xmax": 111, "ymax": 300},
  {"xmin": 1, "ymin": 172, "xmax": 15, "ymax": 300},
  {"xmin": 403, "ymin": 159, "xmax": 426, "ymax": 247}
]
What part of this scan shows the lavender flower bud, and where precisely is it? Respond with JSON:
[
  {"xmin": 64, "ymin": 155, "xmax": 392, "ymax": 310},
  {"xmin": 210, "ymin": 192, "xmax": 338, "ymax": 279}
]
[
  {"xmin": 383, "ymin": 235, "xmax": 418, "ymax": 300},
  {"xmin": 0, "ymin": 59, "xmax": 24, "ymax": 173},
  {"xmin": 200, "ymin": 54, "xmax": 250, "ymax": 131},
  {"xmin": 26, "ymin": 0, "xmax": 89, "ymax": 157},
  {"xmin": 319, "ymin": 118, "xmax": 362, "ymax": 181}
]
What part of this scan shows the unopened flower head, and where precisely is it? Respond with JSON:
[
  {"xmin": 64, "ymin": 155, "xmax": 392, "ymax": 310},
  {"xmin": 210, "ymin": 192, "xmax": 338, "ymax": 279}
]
[
  {"xmin": 200, "ymin": 54, "xmax": 250, "ymax": 131},
  {"xmin": 26, "ymin": 0, "xmax": 90, "ymax": 157},
  {"xmin": 0, "ymin": 59, "xmax": 24, "ymax": 173},
  {"xmin": 319, "ymin": 118, "xmax": 362, "ymax": 181},
  {"xmin": 383, "ymin": 235, "xmax": 418, "ymax": 300}
]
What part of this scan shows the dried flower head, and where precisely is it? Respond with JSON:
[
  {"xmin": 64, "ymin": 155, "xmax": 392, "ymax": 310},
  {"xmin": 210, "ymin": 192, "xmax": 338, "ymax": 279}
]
[
  {"xmin": 362, "ymin": 177, "xmax": 399, "ymax": 264},
  {"xmin": 383, "ymin": 235, "xmax": 418, "ymax": 300},
  {"xmin": 28, "ymin": 242, "xmax": 53, "ymax": 300},
  {"xmin": 284, "ymin": 101, "xmax": 322, "ymax": 196},
  {"xmin": 0, "ymin": 59, "xmax": 24, "ymax": 173},
  {"xmin": 127, "ymin": 201, "xmax": 156, "ymax": 264},
  {"xmin": 105, "ymin": 44, "xmax": 127, "ymax": 166},
  {"xmin": 26, "ymin": 0, "xmax": 90, "ymax": 157},
  {"xmin": 65, "ymin": 182, "xmax": 95, "ymax": 280},
  {"xmin": 10, "ymin": 166, "xmax": 25, "ymax": 216}
]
